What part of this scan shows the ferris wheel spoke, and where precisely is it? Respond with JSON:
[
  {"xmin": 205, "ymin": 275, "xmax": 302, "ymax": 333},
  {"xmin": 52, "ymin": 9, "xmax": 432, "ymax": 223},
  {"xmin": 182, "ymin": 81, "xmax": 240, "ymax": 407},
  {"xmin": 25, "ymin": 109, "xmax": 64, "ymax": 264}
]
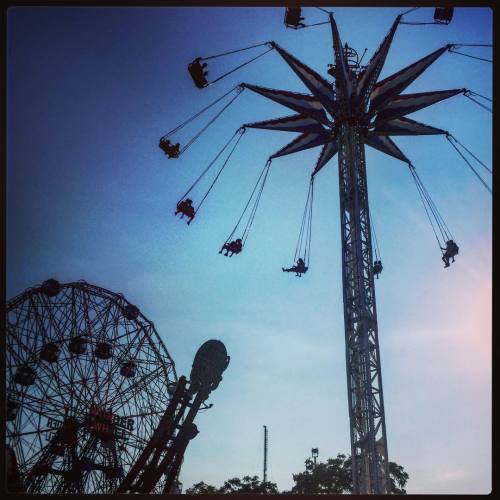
[
  {"xmin": 105, "ymin": 365, "xmax": 164, "ymax": 411},
  {"xmin": 30, "ymin": 294, "xmax": 53, "ymax": 346},
  {"xmin": 6, "ymin": 426, "xmax": 53, "ymax": 439},
  {"xmin": 46, "ymin": 379, "xmax": 95, "ymax": 412},
  {"xmin": 100, "ymin": 328, "xmax": 140, "ymax": 405},
  {"xmin": 89, "ymin": 299, "xmax": 116, "ymax": 398},
  {"xmin": 74, "ymin": 351, "xmax": 100, "ymax": 405},
  {"xmin": 124, "ymin": 431, "xmax": 150, "ymax": 450},
  {"xmin": 8, "ymin": 322, "xmax": 39, "ymax": 365},
  {"xmin": 90, "ymin": 292, "xmax": 115, "ymax": 341},
  {"xmin": 69, "ymin": 436, "xmax": 97, "ymax": 491},
  {"xmin": 110, "ymin": 382, "xmax": 158, "ymax": 427},
  {"xmin": 18, "ymin": 429, "xmax": 47, "ymax": 470},
  {"xmin": 102, "ymin": 324, "xmax": 149, "ymax": 406},
  {"xmin": 118, "ymin": 442, "xmax": 137, "ymax": 470},
  {"xmin": 29, "ymin": 297, "xmax": 84, "ymax": 398},
  {"xmin": 30, "ymin": 355, "xmax": 80, "ymax": 413},
  {"xmin": 13, "ymin": 391, "xmax": 67, "ymax": 417}
]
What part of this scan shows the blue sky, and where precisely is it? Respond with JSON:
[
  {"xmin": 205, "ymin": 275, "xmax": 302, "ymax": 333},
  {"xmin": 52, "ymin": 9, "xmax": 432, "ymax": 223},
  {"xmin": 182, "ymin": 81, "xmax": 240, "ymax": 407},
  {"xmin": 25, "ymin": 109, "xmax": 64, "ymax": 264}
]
[{"xmin": 7, "ymin": 6, "xmax": 491, "ymax": 494}]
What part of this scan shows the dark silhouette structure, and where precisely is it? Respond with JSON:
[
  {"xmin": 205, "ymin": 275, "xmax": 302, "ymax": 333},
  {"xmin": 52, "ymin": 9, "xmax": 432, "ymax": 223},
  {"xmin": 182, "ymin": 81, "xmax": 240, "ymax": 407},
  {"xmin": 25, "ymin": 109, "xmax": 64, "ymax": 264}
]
[{"xmin": 117, "ymin": 340, "xmax": 230, "ymax": 493}]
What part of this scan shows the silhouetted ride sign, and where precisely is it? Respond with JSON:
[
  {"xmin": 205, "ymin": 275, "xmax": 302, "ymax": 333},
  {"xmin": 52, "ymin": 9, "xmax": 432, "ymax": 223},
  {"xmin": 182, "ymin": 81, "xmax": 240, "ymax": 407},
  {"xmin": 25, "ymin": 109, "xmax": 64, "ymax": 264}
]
[
  {"xmin": 190, "ymin": 339, "xmax": 230, "ymax": 393},
  {"xmin": 116, "ymin": 341, "xmax": 230, "ymax": 494}
]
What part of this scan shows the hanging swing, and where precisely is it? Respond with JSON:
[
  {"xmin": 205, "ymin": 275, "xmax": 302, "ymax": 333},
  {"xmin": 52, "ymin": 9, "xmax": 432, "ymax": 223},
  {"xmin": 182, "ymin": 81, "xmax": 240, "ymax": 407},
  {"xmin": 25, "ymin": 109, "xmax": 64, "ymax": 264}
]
[
  {"xmin": 187, "ymin": 42, "xmax": 275, "ymax": 89},
  {"xmin": 282, "ymin": 177, "xmax": 314, "ymax": 277},
  {"xmin": 159, "ymin": 85, "xmax": 245, "ymax": 158},
  {"xmin": 219, "ymin": 159, "xmax": 272, "ymax": 257},
  {"xmin": 399, "ymin": 7, "xmax": 454, "ymax": 26},
  {"xmin": 175, "ymin": 127, "xmax": 246, "ymax": 225},
  {"xmin": 370, "ymin": 211, "xmax": 383, "ymax": 279},
  {"xmin": 408, "ymin": 164, "xmax": 459, "ymax": 269},
  {"xmin": 283, "ymin": 7, "xmax": 331, "ymax": 30},
  {"xmin": 284, "ymin": 7, "xmax": 306, "ymax": 29},
  {"xmin": 434, "ymin": 7, "xmax": 454, "ymax": 24}
]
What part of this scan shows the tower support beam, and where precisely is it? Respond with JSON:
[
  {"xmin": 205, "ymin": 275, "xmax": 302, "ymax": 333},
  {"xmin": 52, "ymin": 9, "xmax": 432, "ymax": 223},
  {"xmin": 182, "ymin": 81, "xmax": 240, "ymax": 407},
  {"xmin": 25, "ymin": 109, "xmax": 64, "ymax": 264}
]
[{"xmin": 337, "ymin": 121, "xmax": 389, "ymax": 494}]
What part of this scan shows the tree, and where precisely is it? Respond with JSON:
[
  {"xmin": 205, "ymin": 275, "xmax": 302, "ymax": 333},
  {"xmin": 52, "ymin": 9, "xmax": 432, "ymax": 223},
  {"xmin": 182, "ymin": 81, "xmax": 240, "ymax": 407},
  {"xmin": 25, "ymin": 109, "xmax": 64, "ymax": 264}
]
[
  {"xmin": 291, "ymin": 455, "xmax": 352, "ymax": 494},
  {"xmin": 185, "ymin": 455, "xmax": 408, "ymax": 494},
  {"xmin": 387, "ymin": 461, "xmax": 410, "ymax": 495},
  {"xmin": 290, "ymin": 454, "xmax": 409, "ymax": 494},
  {"xmin": 219, "ymin": 475, "xmax": 279, "ymax": 494},
  {"xmin": 185, "ymin": 476, "xmax": 279, "ymax": 494},
  {"xmin": 185, "ymin": 482, "xmax": 220, "ymax": 494}
]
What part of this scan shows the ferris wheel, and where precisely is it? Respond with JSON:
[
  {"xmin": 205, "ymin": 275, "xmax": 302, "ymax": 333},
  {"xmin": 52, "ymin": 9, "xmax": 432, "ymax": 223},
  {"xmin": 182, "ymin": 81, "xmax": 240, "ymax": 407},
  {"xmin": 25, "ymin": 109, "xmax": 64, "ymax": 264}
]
[{"xmin": 5, "ymin": 279, "xmax": 177, "ymax": 494}]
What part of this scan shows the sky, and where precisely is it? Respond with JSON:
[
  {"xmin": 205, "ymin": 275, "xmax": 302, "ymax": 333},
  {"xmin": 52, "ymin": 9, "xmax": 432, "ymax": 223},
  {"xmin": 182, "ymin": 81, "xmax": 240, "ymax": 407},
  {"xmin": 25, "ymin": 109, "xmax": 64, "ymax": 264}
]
[{"xmin": 6, "ymin": 5, "xmax": 492, "ymax": 494}]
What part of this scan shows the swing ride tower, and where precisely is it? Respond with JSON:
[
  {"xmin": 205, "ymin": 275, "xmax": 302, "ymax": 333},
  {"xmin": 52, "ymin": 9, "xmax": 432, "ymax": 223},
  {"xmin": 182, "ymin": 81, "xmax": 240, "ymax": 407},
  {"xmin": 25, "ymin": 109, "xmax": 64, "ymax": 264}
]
[
  {"xmin": 335, "ymin": 57, "xmax": 389, "ymax": 496},
  {"xmin": 239, "ymin": 13, "xmax": 472, "ymax": 491},
  {"xmin": 165, "ymin": 7, "xmax": 491, "ymax": 495}
]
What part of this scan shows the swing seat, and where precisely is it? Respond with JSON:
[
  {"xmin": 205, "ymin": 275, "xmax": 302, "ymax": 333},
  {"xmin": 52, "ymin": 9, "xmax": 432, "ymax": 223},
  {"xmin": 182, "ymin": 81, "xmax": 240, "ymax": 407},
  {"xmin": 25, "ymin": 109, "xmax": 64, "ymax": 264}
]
[
  {"xmin": 297, "ymin": 265, "xmax": 308, "ymax": 275},
  {"xmin": 434, "ymin": 7, "xmax": 453, "ymax": 24},
  {"xmin": 441, "ymin": 241, "xmax": 458, "ymax": 267},
  {"xmin": 176, "ymin": 200, "xmax": 195, "ymax": 219},
  {"xmin": 188, "ymin": 58, "xmax": 209, "ymax": 88},
  {"xmin": 159, "ymin": 138, "xmax": 180, "ymax": 158},
  {"xmin": 220, "ymin": 240, "xmax": 243, "ymax": 256},
  {"xmin": 284, "ymin": 7, "xmax": 305, "ymax": 29},
  {"xmin": 373, "ymin": 260, "xmax": 383, "ymax": 276},
  {"xmin": 443, "ymin": 240, "xmax": 459, "ymax": 259},
  {"xmin": 283, "ymin": 264, "xmax": 308, "ymax": 275}
]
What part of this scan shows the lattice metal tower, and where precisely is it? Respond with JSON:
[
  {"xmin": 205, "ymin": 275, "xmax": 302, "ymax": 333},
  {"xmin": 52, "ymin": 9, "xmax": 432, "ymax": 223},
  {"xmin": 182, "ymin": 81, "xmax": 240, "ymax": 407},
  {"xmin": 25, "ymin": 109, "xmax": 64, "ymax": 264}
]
[{"xmin": 332, "ymin": 24, "xmax": 389, "ymax": 496}]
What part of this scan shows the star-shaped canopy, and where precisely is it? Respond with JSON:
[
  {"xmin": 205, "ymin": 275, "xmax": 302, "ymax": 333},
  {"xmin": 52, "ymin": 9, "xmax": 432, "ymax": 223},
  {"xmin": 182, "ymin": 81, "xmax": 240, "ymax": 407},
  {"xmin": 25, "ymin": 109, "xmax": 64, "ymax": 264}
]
[{"xmin": 241, "ymin": 14, "xmax": 464, "ymax": 176}]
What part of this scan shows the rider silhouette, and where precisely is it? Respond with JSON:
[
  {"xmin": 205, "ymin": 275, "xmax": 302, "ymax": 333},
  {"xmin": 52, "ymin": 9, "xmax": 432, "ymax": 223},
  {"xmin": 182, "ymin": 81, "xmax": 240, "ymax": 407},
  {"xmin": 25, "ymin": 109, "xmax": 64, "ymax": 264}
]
[
  {"xmin": 373, "ymin": 260, "xmax": 383, "ymax": 279},
  {"xmin": 285, "ymin": 8, "xmax": 306, "ymax": 29},
  {"xmin": 441, "ymin": 240, "xmax": 459, "ymax": 268},
  {"xmin": 282, "ymin": 257, "xmax": 308, "ymax": 276},
  {"xmin": 175, "ymin": 199, "xmax": 195, "ymax": 225},
  {"xmin": 219, "ymin": 238, "xmax": 243, "ymax": 257},
  {"xmin": 159, "ymin": 139, "xmax": 180, "ymax": 158},
  {"xmin": 189, "ymin": 58, "xmax": 209, "ymax": 88}
]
